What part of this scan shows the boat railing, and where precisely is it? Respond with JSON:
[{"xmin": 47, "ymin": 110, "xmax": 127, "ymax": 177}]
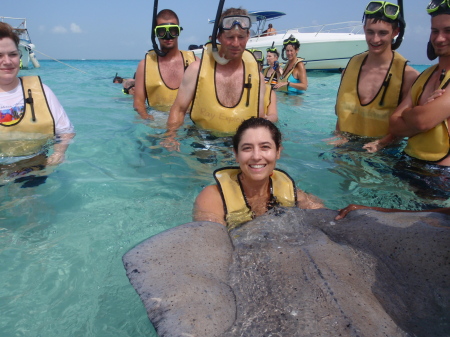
[{"xmin": 251, "ymin": 21, "xmax": 364, "ymax": 39}]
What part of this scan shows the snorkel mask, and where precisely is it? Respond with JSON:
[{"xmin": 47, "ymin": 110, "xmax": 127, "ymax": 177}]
[
  {"xmin": 427, "ymin": 0, "xmax": 450, "ymax": 16},
  {"xmin": 266, "ymin": 41, "xmax": 279, "ymax": 57},
  {"xmin": 249, "ymin": 49, "xmax": 264, "ymax": 63},
  {"xmin": 363, "ymin": 1, "xmax": 405, "ymax": 50},
  {"xmin": 154, "ymin": 24, "xmax": 183, "ymax": 40},
  {"xmin": 426, "ymin": 0, "xmax": 450, "ymax": 60}
]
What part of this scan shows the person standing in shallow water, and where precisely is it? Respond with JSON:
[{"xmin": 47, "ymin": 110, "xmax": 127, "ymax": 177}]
[
  {"xmin": 0, "ymin": 22, "xmax": 75, "ymax": 171},
  {"xmin": 133, "ymin": 9, "xmax": 197, "ymax": 117},
  {"xmin": 334, "ymin": 1, "xmax": 419, "ymax": 151},
  {"xmin": 388, "ymin": 0, "xmax": 450, "ymax": 166},
  {"xmin": 193, "ymin": 117, "xmax": 324, "ymax": 230}
]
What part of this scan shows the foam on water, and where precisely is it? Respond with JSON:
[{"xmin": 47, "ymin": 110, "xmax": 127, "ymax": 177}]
[{"xmin": 0, "ymin": 61, "xmax": 445, "ymax": 336}]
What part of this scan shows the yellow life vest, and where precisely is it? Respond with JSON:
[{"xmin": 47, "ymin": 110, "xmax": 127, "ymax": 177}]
[
  {"xmin": 0, "ymin": 76, "xmax": 55, "ymax": 157},
  {"xmin": 190, "ymin": 44, "xmax": 260, "ymax": 134},
  {"xmin": 263, "ymin": 66, "xmax": 277, "ymax": 86},
  {"xmin": 404, "ymin": 65, "xmax": 450, "ymax": 162},
  {"xmin": 144, "ymin": 50, "xmax": 196, "ymax": 112},
  {"xmin": 336, "ymin": 51, "xmax": 408, "ymax": 137},
  {"xmin": 277, "ymin": 58, "xmax": 304, "ymax": 92},
  {"xmin": 214, "ymin": 167, "xmax": 297, "ymax": 230}
]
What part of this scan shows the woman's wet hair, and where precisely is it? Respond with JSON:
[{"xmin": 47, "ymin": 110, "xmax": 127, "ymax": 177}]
[
  {"xmin": 233, "ymin": 117, "xmax": 282, "ymax": 152},
  {"xmin": 0, "ymin": 22, "xmax": 20, "ymax": 48}
]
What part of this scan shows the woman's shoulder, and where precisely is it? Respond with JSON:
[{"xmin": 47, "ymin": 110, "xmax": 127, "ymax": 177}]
[{"xmin": 195, "ymin": 185, "xmax": 223, "ymax": 207}]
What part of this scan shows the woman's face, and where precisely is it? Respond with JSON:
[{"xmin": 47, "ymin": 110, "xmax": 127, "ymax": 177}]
[
  {"xmin": 0, "ymin": 38, "xmax": 20, "ymax": 89},
  {"xmin": 285, "ymin": 44, "xmax": 298, "ymax": 61},
  {"xmin": 234, "ymin": 126, "xmax": 280, "ymax": 183},
  {"xmin": 266, "ymin": 52, "xmax": 278, "ymax": 66}
]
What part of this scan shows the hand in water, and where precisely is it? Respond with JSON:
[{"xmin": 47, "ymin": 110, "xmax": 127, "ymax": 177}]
[
  {"xmin": 160, "ymin": 136, "xmax": 180, "ymax": 152},
  {"xmin": 362, "ymin": 140, "xmax": 383, "ymax": 153},
  {"xmin": 335, "ymin": 204, "xmax": 369, "ymax": 220},
  {"xmin": 46, "ymin": 152, "xmax": 65, "ymax": 165}
]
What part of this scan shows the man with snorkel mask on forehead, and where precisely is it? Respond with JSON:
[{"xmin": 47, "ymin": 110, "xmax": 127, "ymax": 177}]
[
  {"xmin": 133, "ymin": 9, "xmax": 197, "ymax": 118},
  {"xmin": 388, "ymin": 0, "xmax": 450, "ymax": 166},
  {"xmin": 163, "ymin": 7, "xmax": 270, "ymax": 150},
  {"xmin": 334, "ymin": 1, "xmax": 419, "ymax": 151}
]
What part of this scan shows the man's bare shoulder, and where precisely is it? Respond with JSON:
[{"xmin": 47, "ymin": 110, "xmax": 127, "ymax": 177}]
[{"xmin": 405, "ymin": 65, "xmax": 420, "ymax": 81}]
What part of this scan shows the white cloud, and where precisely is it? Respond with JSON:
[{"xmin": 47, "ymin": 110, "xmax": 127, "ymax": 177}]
[
  {"xmin": 52, "ymin": 26, "xmax": 67, "ymax": 34},
  {"xmin": 70, "ymin": 23, "xmax": 82, "ymax": 33}
]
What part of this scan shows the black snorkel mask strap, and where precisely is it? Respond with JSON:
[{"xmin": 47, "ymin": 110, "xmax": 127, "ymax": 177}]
[
  {"xmin": 151, "ymin": 0, "xmax": 167, "ymax": 57},
  {"xmin": 391, "ymin": 0, "xmax": 405, "ymax": 50},
  {"xmin": 211, "ymin": 0, "xmax": 229, "ymax": 65}
]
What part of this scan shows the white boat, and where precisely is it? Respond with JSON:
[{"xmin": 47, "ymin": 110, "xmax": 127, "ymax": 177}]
[
  {"xmin": 191, "ymin": 11, "xmax": 367, "ymax": 71},
  {"xmin": 1, "ymin": 16, "xmax": 40, "ymax": 69}
]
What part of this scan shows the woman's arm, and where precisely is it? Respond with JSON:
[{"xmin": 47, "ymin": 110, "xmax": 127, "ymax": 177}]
[
  {"xmin": 335, "ymin": 204, "xmax": 450, "ymax": 220},
  {"xmin": 296, "ymin": 189, "xmax": 324, "ymax": 209},
  {"xmin": 193, "ymin": 185, "xmax": 227, "ymax": 226}
]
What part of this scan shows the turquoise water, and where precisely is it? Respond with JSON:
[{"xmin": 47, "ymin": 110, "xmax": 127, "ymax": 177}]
[{"xmin": 1, "ymin": 61, "xmax": 447, "ymax": 336}]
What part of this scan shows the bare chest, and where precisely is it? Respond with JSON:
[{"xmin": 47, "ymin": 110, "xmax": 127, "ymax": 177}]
[
  {"xmin": 159, "ymin": 58, "xmax": 185, "ymax": 89},
  {"xmin": 215, "ymin": 69, "xmax": 244, "ymax": 107},
  {"xmin": 358, "ymin": 66, "xmax": 389, "ymax": 105}
]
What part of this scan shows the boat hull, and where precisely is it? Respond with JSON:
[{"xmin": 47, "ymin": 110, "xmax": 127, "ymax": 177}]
[{"xmin": 193, "ymin": 32, "xmax": 367, "ymax": 71}]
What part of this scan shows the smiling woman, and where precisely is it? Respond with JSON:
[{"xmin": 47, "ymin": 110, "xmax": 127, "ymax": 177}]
[{"xmin": 193, "ymin": 117, "xmax": 324, "ymax": 229}]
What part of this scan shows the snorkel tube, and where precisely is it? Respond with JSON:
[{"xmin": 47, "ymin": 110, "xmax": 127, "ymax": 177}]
[
  {"xmin": 391, "ymin": 0, "xmax": 405, "ymax": 50},
  {"xmin": 151, "ymin": 0, "xmax": 167, "ymax": 57},
  {"xmin": 211, "ymin": 0, "xmax": 229, "ymax": 65}
]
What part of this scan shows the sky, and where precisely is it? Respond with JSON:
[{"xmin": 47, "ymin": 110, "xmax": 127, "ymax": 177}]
[{"xmin": 3, "ymin": 0, "xmax": 431, "ymax": 65}]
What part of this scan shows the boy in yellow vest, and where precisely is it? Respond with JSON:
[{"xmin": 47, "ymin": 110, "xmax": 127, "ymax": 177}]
[
  {"xmin": 334, "ymin": 1, "xmax": 418, "ymax": 151},
  {"xmin": 389, "ymin": 0, "xmax": 450, "ymax": 166}
]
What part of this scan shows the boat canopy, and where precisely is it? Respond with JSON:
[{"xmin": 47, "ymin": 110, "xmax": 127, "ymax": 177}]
[{"xmin": 209, "ymin": 10, "xmax": 286, "ymax": 23}]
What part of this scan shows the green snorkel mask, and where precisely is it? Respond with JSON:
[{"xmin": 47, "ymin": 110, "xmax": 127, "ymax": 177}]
[
  {"xmin": 249, "ymin": 49, "xmax": 264, "ymax": 63},
  {"xmin": 427, "ymin": 0, "xmax": 450, "ymax": 16}
]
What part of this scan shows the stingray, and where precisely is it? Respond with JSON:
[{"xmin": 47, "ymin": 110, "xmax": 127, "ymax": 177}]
[{"xmin": 123, "ymin": 208, "xmax": 449, "ymax": 337}]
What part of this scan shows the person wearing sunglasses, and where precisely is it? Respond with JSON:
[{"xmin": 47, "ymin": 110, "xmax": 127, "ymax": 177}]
[
  {"xmin": 273, "ymin": 36, "xmax": 308, "ymax": 94},
  {"xmin": 388, "ymin": 1, "xmax": 450, "ymax": 166},
  {"xmin": 334, "ymin": 1, "xmax": 419, "ymax": 151},
  {"xmin": 163, "ymin": 7, "xmax": 267, "ymax": 150},
  {"xmin": 133, "ymin": 9, "xmax": 197, "ymax": 118}
]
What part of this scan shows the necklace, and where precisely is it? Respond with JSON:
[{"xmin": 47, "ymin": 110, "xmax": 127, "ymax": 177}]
[{"xmin": 238, "ymin": 173, "xmax": 278, "ymax": 216}]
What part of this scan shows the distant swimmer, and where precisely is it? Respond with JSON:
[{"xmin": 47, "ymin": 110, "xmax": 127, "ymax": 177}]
[
  {"xmin": 0, "ymin": 22, "xmax": 75, "ymax": 184},
  {"xmin": 389, "ymin": 1, "xmax": 450, "ymax": 166},
  {"xmin": 122, "ymin": 79, "xmax": 136, "ymax": 96},
  {"xmin": 133, "ymin": 9, "xmax": 197, "ymax": 118},
  {"xmin": 334, "ymin": 1, "xmax": 419, "ymax": 151},
  {"xmin": 273, "ymin": 35, "xmax": 308, "ymax": 94},
  {"xmin": 193, "ymin": 117, "xmax": 324, "ymax": 230}
]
